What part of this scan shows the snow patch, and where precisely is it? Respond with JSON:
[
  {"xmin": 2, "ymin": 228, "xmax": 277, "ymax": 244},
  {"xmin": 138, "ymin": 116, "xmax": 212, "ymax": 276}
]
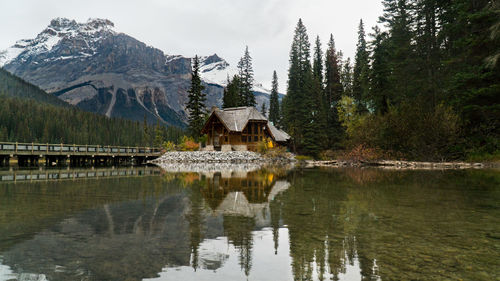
[
  {"xmin": 0, "ymin": 17, "xmax": 116, "ymax": 66},
  {"xmin": 196, "ymin": 55, "xmax": 271, "ymax": 94},
  {"xmin": 42, "ymin": 35, "xmax": 61, "ymax": 51},
  {"xmin": 0, "ymin": 46, "xmax": 24, "ymax": 66}
]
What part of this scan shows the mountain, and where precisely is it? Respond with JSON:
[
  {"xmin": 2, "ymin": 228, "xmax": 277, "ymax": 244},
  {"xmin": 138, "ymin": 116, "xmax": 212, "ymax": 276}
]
[
  {"xmin": 0, "ymin": 72, "xmax": 184, "ymax": 146},
  {"xmin": 0, "ymin": 67, "xmax": 69, "ymax": 107},
  {"xmin": 0, "ymin": 18, "xmax": 276, "ymax": 127}
]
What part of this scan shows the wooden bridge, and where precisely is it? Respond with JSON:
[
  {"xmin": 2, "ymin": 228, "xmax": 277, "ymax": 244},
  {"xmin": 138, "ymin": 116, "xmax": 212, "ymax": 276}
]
[{"xmin": 0, "ymin": 142, "xmax": 163, "ymax": 167}]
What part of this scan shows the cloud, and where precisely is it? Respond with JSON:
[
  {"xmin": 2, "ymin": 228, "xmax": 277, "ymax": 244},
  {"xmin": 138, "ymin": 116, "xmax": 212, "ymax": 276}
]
[{"xmin": 0, "ymin": 0, "xmax": 383, "ymax": 92}]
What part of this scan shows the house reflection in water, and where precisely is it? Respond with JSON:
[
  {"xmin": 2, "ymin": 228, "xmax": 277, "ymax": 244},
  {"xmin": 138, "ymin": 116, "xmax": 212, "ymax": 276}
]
[
  {"xmin": 202, "ymin": 170, "xmax": 289, "ymax": 220},
  {"xmin": 187, "ymin": 169, "xmax": 290, "ymax": 276}
]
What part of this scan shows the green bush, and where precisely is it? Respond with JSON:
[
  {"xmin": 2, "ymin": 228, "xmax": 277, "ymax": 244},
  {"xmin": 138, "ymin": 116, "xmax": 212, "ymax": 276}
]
[
  {"xmin": 257, "ymin": 139, "xmax": 269, "ymax": 154},
  {"xmin": 339, "ymin": 98, "xmax": 461, "ymax": 161},
  {"xmin": 163, "ymin": 141, "xmax": 176, "ymax": 152},
  {"xmin": 178, "ymin": 136, "xmax": 199, "ymax": 151}
]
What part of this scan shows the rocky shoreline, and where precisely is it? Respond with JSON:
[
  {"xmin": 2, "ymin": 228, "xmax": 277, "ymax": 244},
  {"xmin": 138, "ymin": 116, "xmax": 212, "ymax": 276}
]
[
  {"xmin": 151, "ymin": 151, "xmax": 295, "ymax": 165},
  {"xmin": 150, "ymin": 151, "xmax": 496, "ymax": 170},
  {"xmin": 302, "ymin": 159, "xmax": 496, "ymax": 169}
]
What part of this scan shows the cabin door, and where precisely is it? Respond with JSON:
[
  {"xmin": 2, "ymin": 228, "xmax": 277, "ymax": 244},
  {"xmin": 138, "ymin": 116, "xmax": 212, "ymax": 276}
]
[{"xmin": 213, "ymin": 133, "xmax": 220, "ymax": 147}]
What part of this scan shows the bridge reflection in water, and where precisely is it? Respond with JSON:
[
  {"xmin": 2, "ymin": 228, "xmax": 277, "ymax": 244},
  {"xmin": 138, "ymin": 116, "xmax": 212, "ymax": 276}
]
[{"xmin": 0, "ymin": 166, "xmax": 162, "ymax": 183}]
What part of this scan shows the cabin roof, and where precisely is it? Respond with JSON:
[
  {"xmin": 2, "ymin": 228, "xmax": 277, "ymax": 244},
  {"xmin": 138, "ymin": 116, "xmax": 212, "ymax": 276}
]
[
  {"xmin": 201, "ymin": 106, "xmax": 290, "ymax": 143},
  {"xmin": 213, "ymin": 106, "xmax": 267, "ymax": 132},
  {"xmin": 267, "ymin": 122, "xmax": 290, "ymax": 142}
]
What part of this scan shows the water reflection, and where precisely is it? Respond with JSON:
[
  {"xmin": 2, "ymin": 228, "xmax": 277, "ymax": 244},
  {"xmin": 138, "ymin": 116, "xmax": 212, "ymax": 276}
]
[
  {"xmin": 0, "ymin": 166, "xmax": 161, "ymax": 183},
  {"xmin": 0, "ymin": 166, "xmax": 498, "ymax": 281}
]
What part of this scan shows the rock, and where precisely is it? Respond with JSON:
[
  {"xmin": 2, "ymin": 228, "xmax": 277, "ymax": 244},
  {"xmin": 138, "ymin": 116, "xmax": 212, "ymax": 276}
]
[{"xmin": 152, "ymin": 151, "xmax": 295, "ymax": 165}]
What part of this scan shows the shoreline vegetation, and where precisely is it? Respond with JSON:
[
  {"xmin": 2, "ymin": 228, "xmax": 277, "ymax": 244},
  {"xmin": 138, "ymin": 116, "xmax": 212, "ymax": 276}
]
[
  {"xmin": 151, "ymin": 150, "xmax": 499, "ymax": 170},
  {"xmin": 301, "ymin": 159, "xmax": 500, "ymax": 170}
]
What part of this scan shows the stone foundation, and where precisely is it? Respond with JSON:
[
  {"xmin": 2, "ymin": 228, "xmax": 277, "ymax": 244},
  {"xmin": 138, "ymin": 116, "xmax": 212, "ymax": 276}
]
[
  {"xmin": 231, "ymin": 145, "xmax": 248, "ymax": 151},
  {"xmin": 221, "ymin": 144, "xmax": 232, "ymax": 152},
  {"xmin": 202, "ymin": 145, "xmax": 215, "ymax": 151}
]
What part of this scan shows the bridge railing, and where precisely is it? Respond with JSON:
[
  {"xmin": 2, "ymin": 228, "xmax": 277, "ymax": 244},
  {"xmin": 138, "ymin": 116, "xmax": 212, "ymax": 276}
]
[{"xmin": 0, "ymin": 142, "xmax": 163, "ymax": 155}]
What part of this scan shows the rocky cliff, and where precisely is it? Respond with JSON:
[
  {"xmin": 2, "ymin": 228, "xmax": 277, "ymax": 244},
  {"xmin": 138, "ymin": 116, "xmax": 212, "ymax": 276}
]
[{"xmin": 1, "ymin": 18, "xmax": 275, "ymax": 127}]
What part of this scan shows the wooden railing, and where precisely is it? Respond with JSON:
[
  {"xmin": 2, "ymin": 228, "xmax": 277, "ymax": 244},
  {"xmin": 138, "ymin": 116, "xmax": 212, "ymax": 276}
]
[{"xmin": 0, "ymin": 142, "xmax": 163, "ymax": 155}]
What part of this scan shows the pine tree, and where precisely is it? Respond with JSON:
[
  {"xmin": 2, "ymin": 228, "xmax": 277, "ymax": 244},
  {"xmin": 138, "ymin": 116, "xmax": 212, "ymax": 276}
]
[
  {"xmin": 324, "ymin": 34, "xmax": 345, "ymax": 148},
  {"xmin": 186, "ymin": 55, "xmax": 206, "ymax": 140},
  {"xmin": 282, "ymin": 19, "xmax": 321, "ymax": 155},
  {"xmin": 153, "ymin": 119, "xmax": 164, "ymax": 147},
  {"xmin": 369, "ymin": 26, "xmax": 391, "ymax": 114},
  {"xmin": 379, "ymin": 0, "xmax": 416, "ymax": 104},
  {"xmin": 143, "ymin": 114, "xmax": 150, "ymax": 146},
  {"xmin": 223, "ymin": 75, "xmax": 241, "ymax": 108},
  {"xmin": 341, "ymin": 58, "xmax": 353, "ymax": 98},
  {"xmin": 261, "ymin": 103, "xmax": 267, "ymax": 118},
  {"xmin": 237, "ymin": 46, "xmax": 255, "ymax": 107},
  {"xmin": 268, "ymin": 71, "xmax": 280, "ymax": 126},
  {"xmin": 313, "ymin": 36, "xmax": 323, "ymax": 83},
  {"xmin": 352, "ymin": 19, "xmax": 370, "ymax": 112},
  {"xmin": 311, "ymin": 35, "xmax": 328, "ymax": 150},
  {"xmin": 438, "ymin": 0, "xmax": 500, "ymax": 152},
  {"xmin": 282, "ymin": 19, "xmax": 311, "ymax": 151}
]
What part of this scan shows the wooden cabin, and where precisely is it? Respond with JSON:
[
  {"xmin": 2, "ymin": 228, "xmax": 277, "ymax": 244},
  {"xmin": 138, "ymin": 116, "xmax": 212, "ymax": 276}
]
[{"xmin": 200, "ymin": 107, "xmax": 290, "ymax": 151}]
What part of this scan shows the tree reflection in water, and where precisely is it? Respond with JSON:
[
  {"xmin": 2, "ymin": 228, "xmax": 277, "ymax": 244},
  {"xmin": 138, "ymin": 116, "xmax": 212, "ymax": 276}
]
[{"xmin": 0, "ymin": 167, "xmax": 498, "ymax": 281}]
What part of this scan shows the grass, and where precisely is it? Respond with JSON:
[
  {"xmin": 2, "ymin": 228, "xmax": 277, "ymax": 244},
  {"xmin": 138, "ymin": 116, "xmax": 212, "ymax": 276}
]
[
  {"xmin": 295, "ymin": 155, "xmax": 314, "ymax": 161},
  {"xmin": 466, "ymin": 150, "xmax": 500, "ymax": 163}
]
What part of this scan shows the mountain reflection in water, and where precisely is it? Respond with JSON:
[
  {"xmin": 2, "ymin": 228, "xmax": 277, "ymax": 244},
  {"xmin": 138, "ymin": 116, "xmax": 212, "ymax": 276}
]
[{"xmin": 0, "ymin": 166, "xmax": 499, "ymax": 281}]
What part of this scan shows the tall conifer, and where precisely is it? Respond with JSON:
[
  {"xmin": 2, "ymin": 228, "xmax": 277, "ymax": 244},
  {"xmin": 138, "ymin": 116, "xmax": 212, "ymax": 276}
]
[
  {"xmin": 186, "ymin": 55, "xmax": 206, "ymax": 140},
  {"xmin": 269, "ymin": 71, "xmax": 280, "ymax": 126},
  {"xmin": 353, "ymin": 19, "xmax": 370, "ymax": 112},
  {"xmin": 237, "ymin": 46, "xmax": 255, "ymax": 107},
  {"xmin": 324, "ymin": 34, "xmax": 345, "ymax": 147},
  {"xmin": 282, "ymin": 19, "xmax": 321, "ymax": 155},
  {"xmin": 223, "ymin": 75, "xmax": 241, "ymax": 108}
]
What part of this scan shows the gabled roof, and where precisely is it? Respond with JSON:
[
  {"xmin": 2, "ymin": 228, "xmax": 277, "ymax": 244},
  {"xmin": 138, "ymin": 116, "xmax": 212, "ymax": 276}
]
[
  {"xmin": 212, "ymin": 107, "xmax": 267, "ymax": 132},
  {"xmin": 267, "ymin": 122, "xmax": 290, "ymax": 143},
  {"xmin": 201, "ymin": 106, "xmax": 291, "ymax": 143}
]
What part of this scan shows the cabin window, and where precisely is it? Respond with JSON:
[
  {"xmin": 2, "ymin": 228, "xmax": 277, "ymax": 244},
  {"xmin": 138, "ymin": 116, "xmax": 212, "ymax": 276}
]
[
  {"xmin": 225, "ymin": 136, "xmax": 228, "ymax": 142},
  {"xmin": 254, "ymin": 136, "xmax": 258, "ymax": 142},
  {"xmin": 254, "ymin": 124, "xmax": 258, "ymax": 134},
  {"xmin": 241, "ymin": 136, "xmax": 246, "ymax": 142},
  {"xmin": 247, "ymin": 136, "xmax": 252, "ymax": 142}
]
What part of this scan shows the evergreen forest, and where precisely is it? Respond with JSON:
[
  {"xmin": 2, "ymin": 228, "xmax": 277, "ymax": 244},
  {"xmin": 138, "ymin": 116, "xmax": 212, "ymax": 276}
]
[
  {"xmin": 276, "ymin": 0, "xmax": 499, "ymax": 161},
  {"xmin": 0, "ymin": 69, "xmax": 183, "ymax": 147}
]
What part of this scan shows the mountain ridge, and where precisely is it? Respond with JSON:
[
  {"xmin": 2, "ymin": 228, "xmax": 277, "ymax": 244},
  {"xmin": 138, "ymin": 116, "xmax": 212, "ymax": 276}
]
[{"xmin": 1, "ymin": 17, "xmax": 276, "ymax": 127}]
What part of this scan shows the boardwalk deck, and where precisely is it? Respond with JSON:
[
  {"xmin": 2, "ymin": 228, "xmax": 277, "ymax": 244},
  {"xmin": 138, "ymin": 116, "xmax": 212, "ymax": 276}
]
[{"xmin": 0, "ymin": 142, "xmax": 162, "ymax": 166}]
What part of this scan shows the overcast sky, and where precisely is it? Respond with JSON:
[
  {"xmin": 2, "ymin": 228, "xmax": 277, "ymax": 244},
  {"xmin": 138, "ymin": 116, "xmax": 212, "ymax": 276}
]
[{"xmin": 0, "ymin": 0, "xmax": 383, "ymax": 92}]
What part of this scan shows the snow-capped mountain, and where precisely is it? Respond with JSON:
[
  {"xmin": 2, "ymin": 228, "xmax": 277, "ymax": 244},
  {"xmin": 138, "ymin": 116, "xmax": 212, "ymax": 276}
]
[
  {"xmin": 1, "ymin": 18, "xmax": 273, "ymax": 127},
  {"xmin": 197, "ymin": 54, "xmax": 271, "ymax": 94},
  {"xmin": 0, "ymin": 18, "xmax": 115, "ymax": 66}
]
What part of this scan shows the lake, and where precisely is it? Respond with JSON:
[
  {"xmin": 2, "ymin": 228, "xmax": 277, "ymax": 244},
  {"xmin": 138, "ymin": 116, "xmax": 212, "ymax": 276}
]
[{"xmin": 0, "ymin": 165, "xmax": 499, "ymax": 281}]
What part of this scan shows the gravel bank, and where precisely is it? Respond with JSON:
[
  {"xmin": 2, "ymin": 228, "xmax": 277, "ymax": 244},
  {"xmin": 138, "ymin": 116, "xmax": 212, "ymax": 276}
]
[{"xmin": 152, "ymin": 151, "xmax": 265, "ymax": 164}]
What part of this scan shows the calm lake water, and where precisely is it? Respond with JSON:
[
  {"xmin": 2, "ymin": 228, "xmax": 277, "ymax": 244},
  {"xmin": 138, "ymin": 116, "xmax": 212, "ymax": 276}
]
[{"xmin": 0, "ymin": 165, "xmax": 499, "ymax": 281}]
